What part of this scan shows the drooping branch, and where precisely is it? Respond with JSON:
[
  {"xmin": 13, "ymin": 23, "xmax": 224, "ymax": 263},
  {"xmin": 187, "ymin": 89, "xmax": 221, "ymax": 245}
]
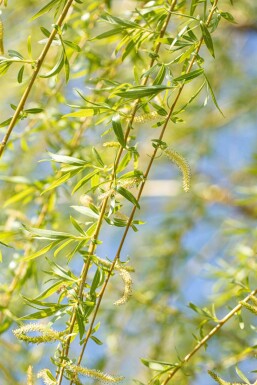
[
  {"xmin": 161, "ymin": 289, "xmax": 257, "ymax": 385},
  {"xmin": 0, "ymin": 0, "xmax": 75, "ymax": 158}
]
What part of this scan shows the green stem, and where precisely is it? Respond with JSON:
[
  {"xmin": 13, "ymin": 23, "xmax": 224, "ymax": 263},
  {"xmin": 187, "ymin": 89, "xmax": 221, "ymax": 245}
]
[
  {"xmin": 161, "ymin": 289, "xmax": 257, "ymax": 385},
  {"xmin": 69, "ymin": 0, "xmax": 219, "ymax": 381},
  {"xmin": 54, "ymin": 2, "xmax": 179, "ymax": 384},
  {"xmin": 0, "ymin": 0, "xmax": 75, "ymax": 159}
]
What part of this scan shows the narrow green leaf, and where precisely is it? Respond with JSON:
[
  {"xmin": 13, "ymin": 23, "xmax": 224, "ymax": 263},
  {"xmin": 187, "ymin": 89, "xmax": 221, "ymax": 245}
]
[
  {"xmin": 92, "ymin": 147, "xmax": 104, "ymax": 167},
  {"xmin": 204, "ymin": 75, "xmax": 224, "ymax": 116},
  {"xmin": 48, "ymin": 152, "xmax": 87, "ymax": 165},
  {"xmin": 63, "ymin": 40, "xmax": 81, "ymax": 52},
  {"xmin": 19, "ymin": 305, "xmax": 67, "ymax": 320},
  {"xmin": 90, "ymin": 335, "xmax": 103, "ymax": 345},
  {"xmin": 116, "ymin": 152, "xmax": 131, "ymax": 173},
  {"xmin": 173, "ymin": 68, "xmax": 204, "ymax": 83},
  {"xmin": 8, "ymin": 50, "xmax": 24, "ymax": 59},
  {"xmin": 40, "ymin": 27, "xmax": 51, "ymax": 38},
  {"xmin": 27, "ymin": 35, "xmax": 32, "ymax": 58},
  {"xmin": 71, "ymin": 205, "xmax": 99, "ymax": 219},
  {"xmin": 23, "ymin": 225, "xmax": 72, "ymax": 240},
  {"xmin": 31, "ymin": 0, "xmax": 61, "ymax": 20},
  {"xmin": 112, "ymin": 114, "xmax": 125, "ymax": 147},
  {"xmin": 90, "ymin": 268, "xmax": 101, "ymax": 294},
  {"xmin": 153, "ymin": 65, "xmax": 166, "ymax": 85},
  {"xmin": 35, "ymin": 281, "xmax": 70, "ymax": 301},
  {"xmin": 53, "ymin": 239, "xmax": 74, "ymax": 258},
  {"xmin": 93, "ymin": 27, "xmax": 123, "ymax": 40},
  {"xmin": 23, "ymin": 242, "xmax": 58, "ymax": 261},
  {"xmin": 200, "ymin": 21, "xmax": 215, "ymax": 58},
  {"xmin": 72, "ymin": 170, "xmax": 99, "ymax": 194},
  {"xmin": 235, "ymin": 366, "xmax": 250, "ymax": 384},
  {"xmin": 4, "ymin": 186, "xmax": 35, "ymax": 207},
  {"xmin": 0, "ymin": 117, "xmax": 12, "ymax": 128},
  {"xmin": 70, "ymin": 216, "xmax": 85, "ymax": 235},
  {"xmin": 40, "ymin": 50, "xmax": 64, "ymax": 78},
  {"xmin": 42, "ymin": 172, "xmax": 71, "ymax": 194},
  {"xmin": 17, "ymin": 65, "xmax": 24, "ymax": 83},
  {"xmin": 116, "ymin": 186, "xmax": 140, "ymax": 209},
  {"xmin": 220, "ymin": 11, "xmax": 237, "ymax": 24},
  {"xmin": 63, "ymin": 108, "xmax": 106, "ymax": 118},
  {"xmin": 141, "ymin": 358, "xmax": 175, "ymax": 371},
  {"xmin": 115, "ymin": 85, "xmax": 171, "ymax": 99}
]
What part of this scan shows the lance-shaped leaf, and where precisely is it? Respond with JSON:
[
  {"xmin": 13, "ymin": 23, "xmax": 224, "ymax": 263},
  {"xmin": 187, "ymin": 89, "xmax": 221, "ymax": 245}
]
[
  {"xmin": 115, "ymin": 85, "xmax": 172, "ymax": 99},
  {"xmin": 112, "ymin": 114, "xmax": 126, "ymax": 147},
  {"xmin": 116, "ymin": 186, "xmax": 140, "ymax": 208},
  {"xmin": 200, "ymin": 21, "xmax": 215, "ymax": 58}
]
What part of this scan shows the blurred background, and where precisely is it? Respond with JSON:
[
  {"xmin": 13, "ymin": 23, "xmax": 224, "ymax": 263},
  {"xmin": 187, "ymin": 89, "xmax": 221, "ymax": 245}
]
[{"xmin": 0, "ymin": 1, "xmax": 257, "ymax": 384}]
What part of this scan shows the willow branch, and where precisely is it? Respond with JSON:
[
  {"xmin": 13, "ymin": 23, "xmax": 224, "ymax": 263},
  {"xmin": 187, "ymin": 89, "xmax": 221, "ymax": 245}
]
[
  {"xmin": 161, "ymin": 289, "xmax": 257, "ymax": 385},
  {"xmin": 55, "ymin": 2, "xmax": 178, "ymax": 384},
  {"xmin": 0, "ymin": 0, "xmax": 75, "ymax": 158},
  {"xmin": 70, "ymin": 0, "xmax": 219, "ymax": 378}
]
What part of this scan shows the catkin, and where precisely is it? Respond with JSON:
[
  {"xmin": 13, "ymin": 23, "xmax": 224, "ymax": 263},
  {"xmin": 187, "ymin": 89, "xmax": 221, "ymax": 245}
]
[
  {"xmin": 27, "ymin": 366, "xmax": 34, "ymax": 385},
  {"xmin": 0, "ymin": 16, "xmax": 4, "ymax": 55},
  {"xmin": 114, "ymin": 261, "xmax": 133, "ymax": 306},
  {"xmin": 240, "ymin": 301, "xmax": 257, "ymax": 316},
  {"xmin": 96, "ymin": 257, "xmax": 134, "ymax": 305},
  {"xmin": 37, "ymin": 369, "xmax": 56, "ymax": 385},
  {"xmin": 13, "ymin": 323, "xmax": 65, "ymax": 344},
  {"xmin": 133, "ymin": 111, "xmax": 159, "ymax": 123},
  {"xmin": 103, "ymin": 141, "xmax": 120, "ymax": 148},
  {"xmin": 67, "ymin": 364, "xmax": 124, "ymax": 383},
  {"xmin": 163, "ymin": 148, "xmax": 191, "ymax": 192},
  {"xmin": 208, "ymin": 371, "xmax": 245, "ymax": 385}
]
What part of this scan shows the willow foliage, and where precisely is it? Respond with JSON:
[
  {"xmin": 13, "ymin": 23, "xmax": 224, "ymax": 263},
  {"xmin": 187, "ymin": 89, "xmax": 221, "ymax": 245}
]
[{"xmin": 0, "ymin": 1, "xmax": 257, "ymax": 385}]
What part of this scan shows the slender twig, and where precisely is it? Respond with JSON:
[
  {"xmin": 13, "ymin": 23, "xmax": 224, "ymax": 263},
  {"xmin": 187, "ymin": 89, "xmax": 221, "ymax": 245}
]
[
  {"xmin": 55, "ymin": 2, "xmax": 178, "ymax": 384},
  {"xmin": 161, "ymin": 289, "xmax": 257, "ymax": 385},
  {"xmin": 0, "ymin": 0, "xmax": 75, "ymax": 158},
  {"xmin": 70, "ymin": 0, "xmax": 219, "ymax": 379},
  {"xmin": 1, "ymin": 5, "xmax": 106, "ymax": 311}
]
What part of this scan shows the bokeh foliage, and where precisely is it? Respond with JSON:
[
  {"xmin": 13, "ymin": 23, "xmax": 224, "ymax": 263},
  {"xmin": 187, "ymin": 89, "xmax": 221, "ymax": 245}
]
[{"xmin": 0, "ymin": 1, "xmax": 257, "ymax": 385}]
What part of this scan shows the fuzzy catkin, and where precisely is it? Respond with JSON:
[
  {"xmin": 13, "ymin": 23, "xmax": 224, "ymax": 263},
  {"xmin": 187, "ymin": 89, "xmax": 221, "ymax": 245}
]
[
  {"xmin": 114, "ymin": 261, "xmax": 133, "ymax": 306},
  {"xmin": 27, "ymin": 366, "xmax": 34, "ymax": 385},
  {"xmin": 208, "ymin": 371, "xmax": 244, "ymax": 385},
  {"xmin": 96, "ymin": 258, "xmax": 133, "ymax": 305},
  {"xmin": 240, "ymin": 301, "xmax": 257, "ymax": 316},
  {"xmin": 163, "ymin": 148, "xmax": 191, "ymax": 192},
  {"xmin": 103, "ymin": 141, "xmax": 120, "ymax": 147},
  {"xmin": 13, "ymin": 323, "xmax": 64, "ymax": 344},
  {"xmin": 67, "ymin": 364, "xmax": 124, "ymax": 383},
  {"xmin": 37, "ymin": 369, "xmax": 56, "ymax": 385},
  {"xmin": 133, "ymin": 111, "xmax": 159, "ymax": 123}
]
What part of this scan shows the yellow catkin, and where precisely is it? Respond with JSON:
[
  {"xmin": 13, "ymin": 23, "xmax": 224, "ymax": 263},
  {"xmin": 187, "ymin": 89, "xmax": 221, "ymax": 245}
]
[
  {"xmin": 27, "ymin": 366, "xmax": 34, "ymax": 385},
  {"xmin": 0, "ymin": 16, "xmax": 4, "ymax": 55},
  {"xmin": 37, "ymin": 369, "xmax": 56, "ymax": 385},
  {"xmin": 96, "ymin": 257, "xmax": 134, "ymax": 305},
  {"xmin": 114, "ymin": 261, "xmax": 133, "ymax": 306},
  {"xmin": 133, "ymin": 111, "xmax": 159, "ymax": 123},
  {"xmin": 163, "ymin": 148, "xmax": 191, "ymax": 192},
  {"xmin": 118, "ymin": 177, "xmax": 142, "ymax": 189},
  {"xmin": 240, "ymin": 301, "xmax": 257, "ymax": 316},
  {"xmin": 13, "ymin": 323, "xmax": 65, "ymax": 344},
  {"xmin": 208, "ymin": 371, "xmax": 244, "ymax": 385},
  {"xmin": 103, "ymin": 141, "xmax": 120, "ymax": 148},
  {"xmin": 67, "ymin": 364, "xmax": 124, "ymax": 383},
  {"xmin": 97, "ymin": 256, "xmax": 134, "ymax": 272}
]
